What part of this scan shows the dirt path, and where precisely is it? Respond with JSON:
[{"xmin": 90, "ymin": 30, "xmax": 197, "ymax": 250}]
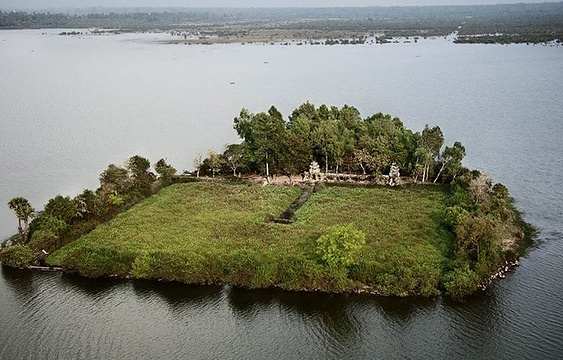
[{"xmin": 272, "ymin": 184, "xmax": 316, "ymax": 224}]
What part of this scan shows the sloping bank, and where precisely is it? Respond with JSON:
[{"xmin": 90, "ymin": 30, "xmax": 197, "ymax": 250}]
[{"xmin": 46, "ymin": 181, "xmax": 529, "ymax": 299}]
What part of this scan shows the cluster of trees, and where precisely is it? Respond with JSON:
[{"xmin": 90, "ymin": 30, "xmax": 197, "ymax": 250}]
[
  {"xmin": 2, "ymin": 155, "xmax": 176, "ymax": 261},
  {"xmin": 198, "ymin": 102, "xmax": 465, "ymax": 184},
  {"xmin": 442, "ymin": 170, "xmax": 528, "ymax": 299}
]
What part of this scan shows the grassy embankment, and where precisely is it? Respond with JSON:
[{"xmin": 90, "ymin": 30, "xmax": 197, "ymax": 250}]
[{"xmin": 47, "ymin": 182, "xmax": 453, "ymax": 296}]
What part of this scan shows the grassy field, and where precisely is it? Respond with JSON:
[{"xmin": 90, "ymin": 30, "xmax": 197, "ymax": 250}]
[{"xmin": 47, "ymin": 182, "xmax": 453, "ymax": 296}]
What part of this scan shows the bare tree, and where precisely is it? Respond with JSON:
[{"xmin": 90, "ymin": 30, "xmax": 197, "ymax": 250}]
[{"xmin": 193, "ymin": 153, "xmax": 203, "ymax": 178}]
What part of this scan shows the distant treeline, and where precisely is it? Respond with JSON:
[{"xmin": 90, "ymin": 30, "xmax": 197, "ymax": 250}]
[{"xmin": 1, "ymin": 2, "xmax": 562, "ymax": 43}]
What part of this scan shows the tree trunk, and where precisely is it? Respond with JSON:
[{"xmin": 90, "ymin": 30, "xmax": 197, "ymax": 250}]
[
  {"xmin": 17, "ymin": 218, "xmax": 24, "ymax": 242},
  {"xmin": 434, "ymin": 162, "xmax": 447, "ymax": 183},
  {"xmin": 325, "ymin": 154, "xmax": 328, "ymax": 173},
  {"xmin": 360, "ymin": 163, "xmax": 366, "ymax": 175}
]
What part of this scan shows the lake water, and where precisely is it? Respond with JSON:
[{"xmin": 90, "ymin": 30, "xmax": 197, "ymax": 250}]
[{"xmin": 0, "ymin": 30, "xmax": 562, "ymax": 358}]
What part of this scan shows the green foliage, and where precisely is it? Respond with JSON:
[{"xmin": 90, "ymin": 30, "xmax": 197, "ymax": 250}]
[
  {"xmin": 28, "ymin": 214, "xmax": 67, "ymax": 253},
  {"xmin": 154, "ymin": 158, "xmax": 177, "ymax": 186},
  {"xmin": 442, "ymin": 173, "xmax": 526, "ymax": 299},
  {"xmin": 44, "ymin": 195, "xmax": 77, "ymax": 224},
  {"xmin": 107, "ymin": 192, "xmax": 125, "ymax": 207},
  {"xmin": 0, "ymin": 244, "xmax": 34, "ymax": 268},
  {"xmin": 315, "ymin": 224, "xmax": 366, "ymax": 268},
  {"xmin": 231, "ymin": 102, "xmax": 439, "ymax": 179},
  {"xmin": 73, "ymin": 189, "xmax": 105, "ymax": 219},
  {"xmin": 442, "ymin": 263, "xmax": 480, "ymax": 301},
  {"xmin": 127, "ymin": 155, "xmax": 155, "ymax": 197}
]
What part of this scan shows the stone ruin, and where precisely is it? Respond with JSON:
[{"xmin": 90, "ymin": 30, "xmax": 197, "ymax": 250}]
[
  {"xmin": 305, "ymin": 161, "xmax": 322, "ymax": 181},
  {"xmin": 388, "ymin": 162, "xmax": 400, "ymax": 186},
  {"xmin": 302, "ymin": 160, "xmax": 400, "ymax": 186}
]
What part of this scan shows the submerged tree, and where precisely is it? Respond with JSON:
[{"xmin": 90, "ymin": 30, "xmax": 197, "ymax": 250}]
[{"xmin": 7, "ymin": 197, "xmax": 35, "ymax": 242}]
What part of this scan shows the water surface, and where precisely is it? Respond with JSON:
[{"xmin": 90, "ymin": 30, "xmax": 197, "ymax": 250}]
[{"xmin": 0, "ymin": 30, "xmax": 562, "ymax": 358}]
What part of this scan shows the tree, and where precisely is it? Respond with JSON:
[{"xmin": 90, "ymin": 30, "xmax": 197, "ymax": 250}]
[
  {"xmin": 416, "ymin": 125, "xmax": 444, "ymax": 182},
  {"xmin": 99, "ymin": 164, "xmax": 129, "ymax": 194},
  {"xmin": 276, "ymin": 133, "xmax": 312, "ymax": 181},
  {"xmin": 233, "ymin": 106, "xmax": 286, "ymax": 178},
  {"xmin": 312, "ymin": 119, "xmax": 338, "ymax": 173},
  {"xmin": 353, "ymin": 149, "xmax": 370, "ymax": 174},
  {"xmin": 73, "ymin": 189, "xmax": 103, "ymax": 219},
  {"xmin": 455, "ymin": 213, "xmax": 500, "ymax": 266},
  {"xmin": 127, "ymin": 155, "xmax": 155, "ymax": 197},
  {"xmin": 207, "ymin": 150, "xmax": 223, "ymax": 178},
  {"xmin": 288, "ymin": 101, "xmax": 317, "ymax": 128},
  {"xmin": 468, "ymin": 173, "xmax": 492, "ymax": 205},
  {"xmin": 224, "ymin": 143, "xmax": 246, "ymax": 176},
  {"xmin": 44, "ymin": 195, "xmax": 77, "ymax": 224},
  {"xmin": 7, "ymin": 197, "xmax": 35, "ymax": 242},
  {"xmin": 434, "ymin": 141, "xmax": 466, "ymax": 183},
  {"xmin": 155, "ymin": 158, "xmax": 177, "ymax": 186},
  {"xmin": 316, "ymin": 224, "xmax": 366, "ymax": 268},
  {"xmin": 193, "ymin": 153, "xmax": 203, "ymax": 178}
]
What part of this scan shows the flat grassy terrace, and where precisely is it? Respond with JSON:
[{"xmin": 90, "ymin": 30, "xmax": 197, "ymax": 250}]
[{"xmin": 48, "ymin": 182, "xmax": 453, "ymax": 296}]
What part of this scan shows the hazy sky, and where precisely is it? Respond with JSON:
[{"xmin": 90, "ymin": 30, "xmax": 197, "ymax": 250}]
[{"xmin": 2, "ymin": 0, "xmax": 561, "ymax": 10}]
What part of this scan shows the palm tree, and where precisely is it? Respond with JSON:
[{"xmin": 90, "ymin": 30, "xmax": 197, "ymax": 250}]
[{"xmin": 7, "ymin": 197, "xmax": 35, "ymax": 242}]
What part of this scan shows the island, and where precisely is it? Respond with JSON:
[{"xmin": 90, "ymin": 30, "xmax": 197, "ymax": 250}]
[{"xmin": 0, "ymin": 102, "xmax": 532, "ymax": 300}]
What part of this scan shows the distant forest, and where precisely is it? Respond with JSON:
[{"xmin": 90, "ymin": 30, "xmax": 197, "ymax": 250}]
[{"xmin": 1, "ymin": 2, "xmax": 562, "ymax": 44}]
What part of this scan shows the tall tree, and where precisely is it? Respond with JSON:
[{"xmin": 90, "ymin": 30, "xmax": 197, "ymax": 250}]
[
  {"xmin": 127, "ymin": 155, "xmax": 155, "ymax": 197},
  {"xmin": 233, "ymin": 106, "xmax": 286, "ymax": 178},
  {"xmin": 312, "ymin": 119, "xmax": 338, "ymax": 173},
  {"xmin": 434, "ymin": 141, "xmax": 466, "ymax": 183},
  {"xmin": 417, "ymin": 125, "xmax": 444, "ymax": 182},
  {"xmin": 7, "ymin": 197, "xmax": 35, "ymax": 242}
]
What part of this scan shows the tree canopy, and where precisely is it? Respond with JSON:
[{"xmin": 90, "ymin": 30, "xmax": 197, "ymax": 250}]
[{"xmin": 215, "ymin": 102, "xmax": 465, "ymax": 182}]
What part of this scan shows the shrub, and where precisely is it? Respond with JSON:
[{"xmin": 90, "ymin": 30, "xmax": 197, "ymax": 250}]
[
  {"xmin": 442, "ymin": 264, "xmax": 480, "ymax": 300},
  {"xmin": 315, "ymin": 224, "xmax": 366, "ymax": 268},
  {"xmin": 28, "ymin": 231, "xmax": 61, "ymax": 253},
  {"xmin": 0, "ymin": 244, "xmax": 34, "ymax": 268},
  {"xmin": 60, "ymin": 245, "xmax": 136, "ymax": 278}
]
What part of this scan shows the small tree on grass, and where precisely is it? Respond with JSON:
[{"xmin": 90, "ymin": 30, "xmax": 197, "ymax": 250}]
[{"xmin": 316, "ymin": 224, "xmax": 366, "ymax": 268}]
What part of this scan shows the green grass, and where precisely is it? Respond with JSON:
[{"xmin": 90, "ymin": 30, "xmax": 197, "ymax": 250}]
[{"xmin": 47, "ymin": 182, "xmax": 453, "ymax": 296}]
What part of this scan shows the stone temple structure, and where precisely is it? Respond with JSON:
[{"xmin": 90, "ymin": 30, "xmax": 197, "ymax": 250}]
[
  {"xmin": 307, "ymin": 161, "xmax": 321, "ymax": 181},
  {"xmin": 388, "ymin": 163, "xmax": 400, "ymax": 186}
]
